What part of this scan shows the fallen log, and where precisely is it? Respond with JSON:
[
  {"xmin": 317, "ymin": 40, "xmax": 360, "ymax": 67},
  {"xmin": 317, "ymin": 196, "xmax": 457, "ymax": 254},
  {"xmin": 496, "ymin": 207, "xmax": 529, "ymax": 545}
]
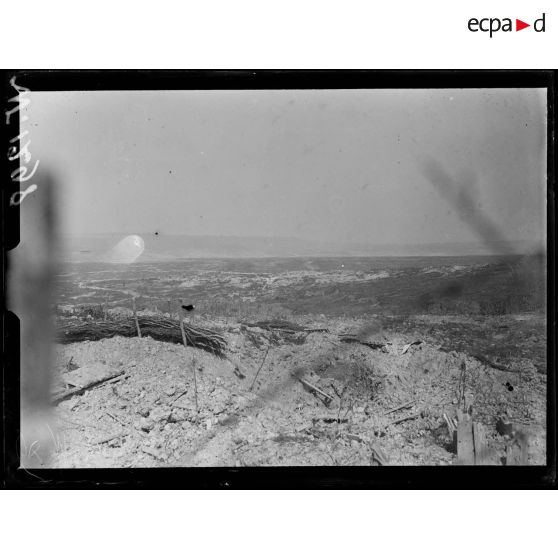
[
  {"xmin": 339, "ymin": 336, "xmax": 385, "ymax": 349},
  {"xmin": 472, "ymin": 354, "xmax": 515, "ymax": 372},
  {"xmin": 388, "ymin": 412, "xmax": 422, "ymax": 427},
  {"xmin": 242, "ymin": 319, "xmax": 305, "ymax": 333},
  {"xmin": 312, "ymin": 417, "xmax": 349, "ymax": 424},
  {"xmin": 53, "ymin": 369, "xmax": 125, "ymax": 404},
  {"xmin": 298, "ymin": 377, "xmax": 333, "ymax": 404},
  {"xmin": 401, "ymin": 340, "xmax": 422, "ymax": 354},
  {"xmin": 91, "ymin": 432, "xmax": 128, "ymax": 446},
  {"xmin": 384, "ymin": 399, "xmax": 416, "ymax": 416},
  {"xmin": 291, "ymin": 368, "xmax": 333, "ymax": 405}
]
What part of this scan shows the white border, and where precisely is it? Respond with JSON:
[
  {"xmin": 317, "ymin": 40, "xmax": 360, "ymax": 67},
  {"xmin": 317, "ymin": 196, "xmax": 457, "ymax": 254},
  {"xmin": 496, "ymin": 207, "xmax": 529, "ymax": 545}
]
[{"xmin": 0, "ymin": 1, "xmax": 555, "ymax": 68}]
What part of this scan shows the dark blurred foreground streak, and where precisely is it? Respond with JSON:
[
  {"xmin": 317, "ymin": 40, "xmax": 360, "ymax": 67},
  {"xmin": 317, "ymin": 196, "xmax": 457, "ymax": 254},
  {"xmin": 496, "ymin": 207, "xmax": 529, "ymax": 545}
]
[
  {"xmin": 421, "ymin": 159, "xmax": 516, "ymax": 253},
  {"xmin": 418, "ymin": 157, "xmax": 545, "ymax": 310},
  {"xmin": 346, "ymin": 157, "xmax": 545, "ymax": 341},
  {"xmin": 9, "ymin": 171, "xmax": 59, "ymax": 468}
]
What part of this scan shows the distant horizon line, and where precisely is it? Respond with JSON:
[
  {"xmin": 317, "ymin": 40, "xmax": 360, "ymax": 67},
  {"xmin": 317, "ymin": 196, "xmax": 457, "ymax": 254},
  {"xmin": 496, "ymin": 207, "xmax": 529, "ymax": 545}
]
[
  {"xmin": 63, "ymin": 253, "xmax": 544, "ymax": 263},
  {"xmin": 60, "ymin": 233, "xmax": 544, "ymax": 246}
]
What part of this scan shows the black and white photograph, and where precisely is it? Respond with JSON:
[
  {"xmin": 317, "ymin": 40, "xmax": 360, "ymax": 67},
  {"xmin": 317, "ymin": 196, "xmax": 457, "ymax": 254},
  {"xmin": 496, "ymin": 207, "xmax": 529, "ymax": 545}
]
[{"xmin": 6, "ymin": 72, "xmax": 551, "ymax": 478}]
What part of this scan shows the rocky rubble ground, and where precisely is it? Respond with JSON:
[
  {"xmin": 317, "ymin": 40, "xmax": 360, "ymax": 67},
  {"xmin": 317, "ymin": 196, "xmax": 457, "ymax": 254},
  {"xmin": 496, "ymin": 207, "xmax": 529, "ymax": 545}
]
[{"xmin": 49, "ymin": 314, "xmax": 547, "ymax": 468}]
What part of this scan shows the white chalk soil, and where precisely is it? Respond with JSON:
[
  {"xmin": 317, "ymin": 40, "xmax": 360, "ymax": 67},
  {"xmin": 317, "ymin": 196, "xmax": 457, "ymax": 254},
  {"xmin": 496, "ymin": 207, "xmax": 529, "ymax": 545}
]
[{"xmin": 48, "ymin": 316, "xmax": 546, "ymax": 468}]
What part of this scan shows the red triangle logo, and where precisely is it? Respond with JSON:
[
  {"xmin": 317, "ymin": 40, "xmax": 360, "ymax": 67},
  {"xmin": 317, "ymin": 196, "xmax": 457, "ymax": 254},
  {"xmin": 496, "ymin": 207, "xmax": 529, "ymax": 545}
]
[{"xmin": 516, "ymin": 19, "xmax": 530, "ymax": 31}]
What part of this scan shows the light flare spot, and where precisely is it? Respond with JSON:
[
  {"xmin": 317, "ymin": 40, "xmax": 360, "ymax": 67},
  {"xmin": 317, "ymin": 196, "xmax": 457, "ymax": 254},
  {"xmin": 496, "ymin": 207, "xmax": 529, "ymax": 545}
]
[{"xmin": 104, "ymin": 235, "xmax": 145, "ymax": 263}]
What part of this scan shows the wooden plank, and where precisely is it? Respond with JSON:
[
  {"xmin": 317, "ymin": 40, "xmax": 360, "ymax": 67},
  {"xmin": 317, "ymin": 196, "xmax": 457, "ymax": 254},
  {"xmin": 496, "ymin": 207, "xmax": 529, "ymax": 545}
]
[
  {"xmin": 473, "ymin": 422, "xmax": 489, "ymax": 465},
  {"xmin": 506, "ymin": 444, "xmax": 523, "ymax": 465},
  {"xmin": 520, "ymin": 435, "xmax": 530, "ymax": 465},
  {"xmin": 132, "ymin": 297, "xmax": 142, "ymax": 337},
  {"xmin": 456, "ymin": 410, "xmax": 475, "ymax": 465},
  {"xmin": 505, "ymin": 431, "xmax": 530, "ymax": 465}
]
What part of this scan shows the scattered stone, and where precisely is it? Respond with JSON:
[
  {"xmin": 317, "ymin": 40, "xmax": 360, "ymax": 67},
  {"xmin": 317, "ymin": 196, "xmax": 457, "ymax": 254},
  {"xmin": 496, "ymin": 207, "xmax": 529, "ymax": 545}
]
[
  {"xmin": 51, "ymin": 311, "xmax": 546, "ymax": 467},
  {"xmin": 141, "ymin": 446, "xmax": 161, "ymax": 459},
  {"xmin": 151, "ymin": 407, "xmax": 171, "ymax": 423},
  {"xmin": 217, "ymin": 414, "xmax": 230, "ymax": 425},
  {"xmin": 139, "ymin": 417, "xmax": 155, "ymax": 432},
  {"xmin": 169, "ymin": 409, "xmax": 186, "ymax": 422}
]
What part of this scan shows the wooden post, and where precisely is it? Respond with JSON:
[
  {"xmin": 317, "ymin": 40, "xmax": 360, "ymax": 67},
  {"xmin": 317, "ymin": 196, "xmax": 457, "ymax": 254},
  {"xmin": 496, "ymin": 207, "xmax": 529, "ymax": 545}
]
[
  {"xmin": 506, "ymin": 444, "xmax": 522, "ymax": 465},
  {"xmin": 473, "ymin": 422, "xmax": 488, "ymax": 465},
  {"xmin": 179, "ymin": 303, "xmax": 198, "ymax": 413},
  {"xmin": 456, "ymin": 409, "xmax": 474, "ymax": 465},
  {"xmin": 250, "ymin": 343, "xmax": 270, "ymax": 391},
  {"xmin": 505, "ymin": 431, "xmax": 530, "ymax": 465},
  {"xmin": 132, "ymin": 297, "xmax": 142, "ymax": 338},
  {"xmin": 191, "ymin": 354, "xmax": 198, "ymax": 413}
]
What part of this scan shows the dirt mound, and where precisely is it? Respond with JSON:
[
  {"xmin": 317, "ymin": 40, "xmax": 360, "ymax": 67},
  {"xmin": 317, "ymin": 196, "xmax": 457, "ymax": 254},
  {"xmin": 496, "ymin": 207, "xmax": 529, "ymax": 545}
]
[{"xmin": 47, "ymin": 315, "xmax": 546, "ymax": 468}]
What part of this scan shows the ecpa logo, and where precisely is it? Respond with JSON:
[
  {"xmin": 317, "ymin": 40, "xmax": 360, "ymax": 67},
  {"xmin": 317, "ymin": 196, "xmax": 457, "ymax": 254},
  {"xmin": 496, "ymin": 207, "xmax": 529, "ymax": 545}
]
[{"xmin": 468, "ymin": 13, "xmax": 546, "ymax": 37}]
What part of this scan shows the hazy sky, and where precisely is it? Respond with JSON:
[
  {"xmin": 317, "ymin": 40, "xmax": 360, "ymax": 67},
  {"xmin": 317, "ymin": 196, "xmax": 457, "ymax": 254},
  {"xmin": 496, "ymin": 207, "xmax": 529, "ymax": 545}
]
[{"xmin": 24, "ymin": 87, "xmax": 546, "ymax": 246}]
